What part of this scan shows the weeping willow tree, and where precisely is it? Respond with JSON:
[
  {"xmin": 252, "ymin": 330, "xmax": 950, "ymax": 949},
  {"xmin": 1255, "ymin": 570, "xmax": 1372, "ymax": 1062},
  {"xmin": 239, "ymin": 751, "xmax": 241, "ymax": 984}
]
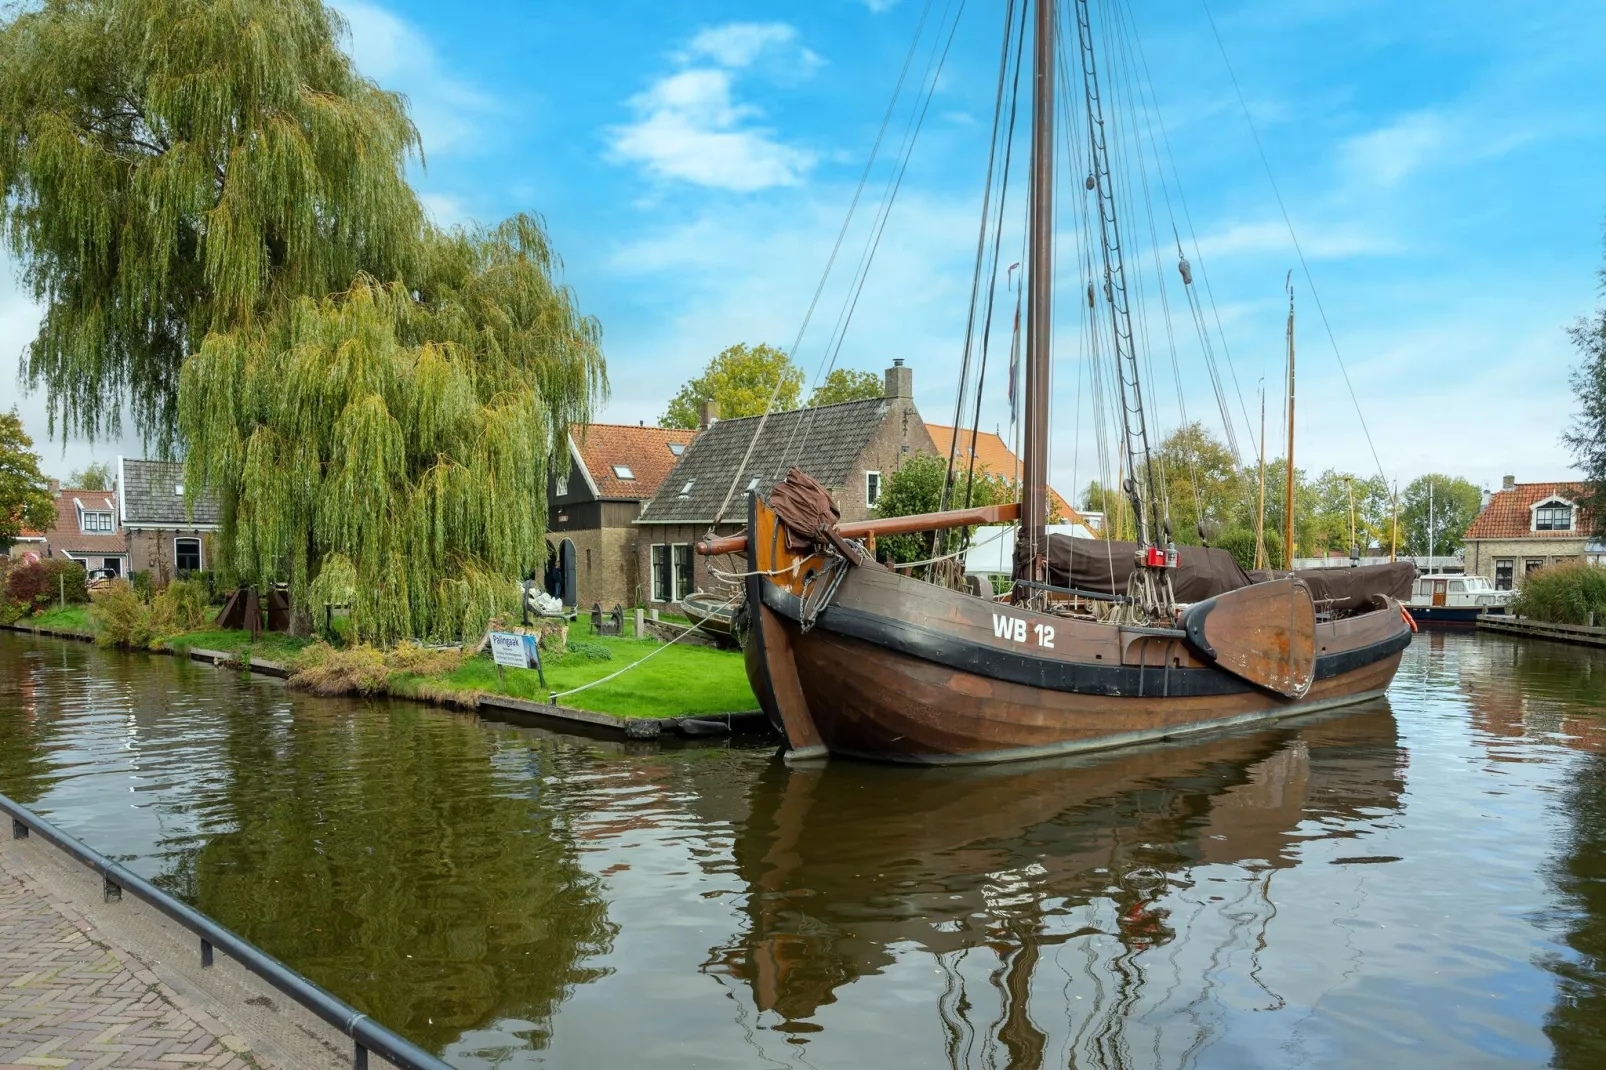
[
  {"xmin": 2, "ymin": 0, "xmax": 607, "ymax": 641},
  {"xmin": 182, "ymin": 217, "xmax": 604, "ymax": 643}
]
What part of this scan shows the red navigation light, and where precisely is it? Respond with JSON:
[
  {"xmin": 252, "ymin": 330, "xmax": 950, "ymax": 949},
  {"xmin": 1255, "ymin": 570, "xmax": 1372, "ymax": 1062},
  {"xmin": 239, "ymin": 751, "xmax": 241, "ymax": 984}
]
[{"xmin": 1143, "ymin": 546, "xmax": 1166, "ymax": 568}]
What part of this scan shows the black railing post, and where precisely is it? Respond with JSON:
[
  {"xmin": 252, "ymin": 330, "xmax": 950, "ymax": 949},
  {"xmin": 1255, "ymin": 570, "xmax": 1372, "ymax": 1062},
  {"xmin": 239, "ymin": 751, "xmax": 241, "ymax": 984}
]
[
  {"xmin": 355, "ymin": 1041, "xmax": 369, "ymax": 1069},
  {"xmin": 10, "ymin": 818, "xmax": 26, "ymax": 839},
  {"xmin": 201, "ymin": 938, "xmax": 214, "ymax": 968},
  {"xmin": 103, "ymin": 876, "xmax": 122, "ymax": 902}
]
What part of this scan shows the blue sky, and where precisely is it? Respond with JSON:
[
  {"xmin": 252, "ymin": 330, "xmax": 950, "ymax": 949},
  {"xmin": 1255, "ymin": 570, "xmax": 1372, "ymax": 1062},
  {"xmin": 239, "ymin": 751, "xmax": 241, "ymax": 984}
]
[{"xmin": 5, "ymin": 0, "xmax": 1606, "ymax": 498}]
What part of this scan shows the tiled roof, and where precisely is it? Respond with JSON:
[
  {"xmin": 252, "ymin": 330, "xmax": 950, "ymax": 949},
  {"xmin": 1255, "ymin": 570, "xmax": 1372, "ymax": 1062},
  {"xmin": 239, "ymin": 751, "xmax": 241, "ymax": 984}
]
[
  {"xmin": 638, "ymin": 398, "xmax": 896, "ymax": 525},
  {"xmin": 37, "ymin": 491, "xmax": 125, "ymax": 554},
  {"xmin": 925, "ymin": 424, "xmax": 1080, "ymax": 521},
  {"xmin": 572, "ymin": 423, "xmax": 699, "ymax": 500},
  {"xmin": 119, "ymin": 459, "xmax": 220, "ymax": 527},
  {"xmin": 1466, "ymin": 482, "xmax": 1592, "ymax": 540}
]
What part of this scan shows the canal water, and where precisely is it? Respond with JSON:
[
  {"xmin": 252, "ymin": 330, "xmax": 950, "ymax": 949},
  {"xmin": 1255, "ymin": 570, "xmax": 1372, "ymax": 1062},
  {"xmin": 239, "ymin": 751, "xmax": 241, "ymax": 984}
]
[{"xmin": 0, "ymin": 630, "xmax": 1602, "ymax": 1069}]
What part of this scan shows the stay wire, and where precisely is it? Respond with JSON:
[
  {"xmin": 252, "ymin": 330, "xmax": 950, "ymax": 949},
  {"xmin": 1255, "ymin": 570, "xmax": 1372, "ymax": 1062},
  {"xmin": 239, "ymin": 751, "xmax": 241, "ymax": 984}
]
[
  {"xmin": 1199, "ymin": 0, "xmax": 1389, "ymax": 487},
  {"xmin": 704, "ymin": 0, "xmax": 938, "ymax": 532}
]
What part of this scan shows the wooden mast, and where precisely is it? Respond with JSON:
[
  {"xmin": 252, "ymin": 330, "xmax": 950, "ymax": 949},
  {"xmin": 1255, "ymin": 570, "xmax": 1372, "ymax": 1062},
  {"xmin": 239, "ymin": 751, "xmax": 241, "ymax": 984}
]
[
  {"xmin": 1255, "ymin": 385, "xmax": 1267, "ymax": 570},
  {"xmin": 1018, "ymin": 0, "xmax": 1054, "ymax": 580},
  {"xmin": 1284, "ymin": 278, "xmax": 1296, "ymax": 570}
]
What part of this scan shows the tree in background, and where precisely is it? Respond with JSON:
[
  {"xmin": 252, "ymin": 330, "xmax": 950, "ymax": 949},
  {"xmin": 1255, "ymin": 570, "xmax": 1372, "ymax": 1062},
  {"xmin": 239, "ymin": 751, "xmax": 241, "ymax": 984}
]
[
  {"xmin": 1152, "ymin": 422, "xmax": 1245, "ymax": 546},
  {"xmin": 1565, "ymin": 285, "xmax": 1606, "ymax": 536},
  {"xmin": 1399, "ymin": 475, "xmax": 1482, "ymax": 557},
  {"xmin": 67, "ymin": 462, "xmax": 114, "ymax": 491},
  {"xmin": 1, "ymin": 0, "xmax": 605, "ymax": 640},
  {"xmin": 0, "ymin": 411, "xmax": 57, "ymax": 547},
  {"xmin": 661, "ymin": 344, "xmax": 802, "ymax": 428},
  {"xmin": 808, "ymin": 368, "xmax": 883, "ymax": 407},
  {"xmin": 873, "ymin": 453, "xmax": 1012, "ymax": 564}
]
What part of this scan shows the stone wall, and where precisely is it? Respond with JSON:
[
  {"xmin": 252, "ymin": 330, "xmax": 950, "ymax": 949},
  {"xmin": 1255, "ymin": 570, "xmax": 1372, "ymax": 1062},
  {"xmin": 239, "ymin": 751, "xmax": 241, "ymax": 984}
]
[
  {"xmin": 126, "ymin": 530, "xmax": 214, "ymax": 582},
  {"xmin": 635, "ymin": 521, "xmax": 745, "ymax": 609},
  {"xmin": 836, "ymin": 399, "xmax": 937, "ymax": 522},
  {"xmin": 1464, "ymin": 536, "xmax": 1588, "ymax": 583}
]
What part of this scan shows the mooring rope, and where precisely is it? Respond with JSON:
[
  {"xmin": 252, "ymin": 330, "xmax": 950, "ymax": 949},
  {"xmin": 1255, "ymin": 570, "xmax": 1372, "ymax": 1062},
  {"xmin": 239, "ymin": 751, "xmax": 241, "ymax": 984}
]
[{"xmin": 550, "ymin": 591, "xmax": 744, "ymax": 702}]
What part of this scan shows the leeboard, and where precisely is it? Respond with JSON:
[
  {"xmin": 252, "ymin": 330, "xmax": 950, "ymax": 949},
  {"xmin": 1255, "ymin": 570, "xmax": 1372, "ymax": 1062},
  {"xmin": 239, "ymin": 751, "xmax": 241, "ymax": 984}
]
[{"xmin": 1181, "ymin": 578, "xmax": 1316, "ymax": 698}]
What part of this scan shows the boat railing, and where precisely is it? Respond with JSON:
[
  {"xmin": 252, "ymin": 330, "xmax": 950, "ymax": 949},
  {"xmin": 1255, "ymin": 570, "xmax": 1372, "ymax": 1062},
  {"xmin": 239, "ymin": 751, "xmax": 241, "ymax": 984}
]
[{"xmin": 0, "ymin": 790, "xmax": 453, "ymax": 1070}]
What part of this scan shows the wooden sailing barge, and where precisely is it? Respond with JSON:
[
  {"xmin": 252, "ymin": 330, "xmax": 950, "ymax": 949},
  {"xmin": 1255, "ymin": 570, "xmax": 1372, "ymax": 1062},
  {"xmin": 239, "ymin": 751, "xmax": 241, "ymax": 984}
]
[{"xmin": 699, "ymin": 0, "xmax": 1413, "ymax": 764}]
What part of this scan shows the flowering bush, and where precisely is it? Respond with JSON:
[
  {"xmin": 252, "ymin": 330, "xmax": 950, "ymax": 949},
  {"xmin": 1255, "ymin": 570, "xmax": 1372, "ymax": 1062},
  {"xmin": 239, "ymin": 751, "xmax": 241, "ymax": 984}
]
[{"xmin": 3, "ymin": 558, "xmax": 88, "ymax": 612}]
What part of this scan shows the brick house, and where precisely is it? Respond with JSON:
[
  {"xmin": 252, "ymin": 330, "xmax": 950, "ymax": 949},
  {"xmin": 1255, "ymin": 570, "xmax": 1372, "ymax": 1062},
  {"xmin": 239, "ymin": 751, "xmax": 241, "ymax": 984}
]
[
  {"xmin": 12, "ymin": 482, "xmax": 128, "ymax": 575},
  {"xmin": 634, "ymin": 361, "xmax": 936, "ymax": 609},
  {"xmin": 1463, "ymin": 475, "xmax": 1600, "ymax": 590},
  {"xmin": 116, "ymin": 458, "xmax": 221, "ymax": 581},
  {"xmin": 545, "ymin": 422, "xmax": 700, "ymax": 608}
]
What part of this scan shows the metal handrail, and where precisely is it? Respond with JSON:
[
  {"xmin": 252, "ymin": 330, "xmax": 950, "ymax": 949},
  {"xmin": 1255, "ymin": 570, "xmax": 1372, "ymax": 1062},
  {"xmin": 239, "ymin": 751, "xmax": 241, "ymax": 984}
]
[{"xmin": 1, "ymin": 791, "xmax": 453, "ymax": 1070}]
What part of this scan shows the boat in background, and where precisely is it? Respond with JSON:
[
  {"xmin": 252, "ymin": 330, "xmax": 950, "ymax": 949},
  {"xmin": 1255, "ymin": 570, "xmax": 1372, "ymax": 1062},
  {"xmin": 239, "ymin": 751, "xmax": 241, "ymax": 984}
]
[
  {"xmin": 681, "ymin": 591, "xmax": 738, "ymax": 646},
  {"xmin": 1404, "ymin": 573, "xmax": 1513, "ymax": 626}
]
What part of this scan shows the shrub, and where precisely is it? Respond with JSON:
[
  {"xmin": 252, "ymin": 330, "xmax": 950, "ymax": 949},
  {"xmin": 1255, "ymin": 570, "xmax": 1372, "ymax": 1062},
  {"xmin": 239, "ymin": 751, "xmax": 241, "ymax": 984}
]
[
  {"xmin": 0, "ymin": 599, "xmax": 26, "ymax": 625},
  {"xmin": 151, "ymin": 578, "xmax": 211, "ymax": 634},
  {"xmin": 92, "ymin": 580, "xmax": 154, "ymax": 649},
  {"xmin": 1511, "ymin": 562, "xmax": 1606, "ymax": 625},
  {"xmin": 385, "ymin": 641, "xmax": 462, "ymax": 677},
  {"xmin": 130, "ymin": 570, "xmax": 154, "ymax": 599},
  {"xmin": 289, "ymin": 643, "xmax": 390, "ymax": 696},
  {"xmin": 4, "ymin": 558, "xmax": 89, "ymax": 611}
]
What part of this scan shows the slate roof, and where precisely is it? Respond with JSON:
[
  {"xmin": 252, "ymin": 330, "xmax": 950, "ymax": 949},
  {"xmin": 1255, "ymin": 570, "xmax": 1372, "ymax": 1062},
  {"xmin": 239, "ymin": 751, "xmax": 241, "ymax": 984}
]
[
  {"xmin": 36, "ymin": 491, "xmax": 125, "ymax": 555},
  {"xmin": 637, "ymin": 398, "xmax": 896, "ymax": 525},
  {"xmin": 925, "ymin": 423, "xmax": 1080, "ymax": 522},
  {"xmin": 572, "ymin": 423, "xmax": 699, "ymax": 500},
  {"xmin": 118, "ymin": 459, "xmax": 221, "ymax": 528},
  {"xmin": 1466, "ymin": 481, "xmax": 1593, "ymax": 541}
]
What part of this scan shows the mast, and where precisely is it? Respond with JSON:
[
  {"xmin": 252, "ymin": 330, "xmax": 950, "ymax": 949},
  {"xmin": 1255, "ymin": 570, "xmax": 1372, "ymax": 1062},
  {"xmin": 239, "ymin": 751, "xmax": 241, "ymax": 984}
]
[
  {"xmin": 1018, "ymin": 0, "xmax": 1054, "ymax": 578},
  {"xmin": 1255, "ymin": 385, "xmax": 1267, "ymax": 570},
  {"xmin": 1390, "ymin": 482, "xmax": 1398, "ymax": 563},
  {"xmin": 1284, "ymin": 277, "xmax": 1296, "ymax": 570}
]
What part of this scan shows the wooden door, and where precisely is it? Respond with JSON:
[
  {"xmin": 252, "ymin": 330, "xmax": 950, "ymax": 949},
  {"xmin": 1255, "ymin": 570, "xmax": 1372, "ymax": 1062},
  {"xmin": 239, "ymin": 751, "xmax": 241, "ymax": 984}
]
[{"xmin": 1431, "ymin": 580, "xmax": 1447, "ymax": 607}]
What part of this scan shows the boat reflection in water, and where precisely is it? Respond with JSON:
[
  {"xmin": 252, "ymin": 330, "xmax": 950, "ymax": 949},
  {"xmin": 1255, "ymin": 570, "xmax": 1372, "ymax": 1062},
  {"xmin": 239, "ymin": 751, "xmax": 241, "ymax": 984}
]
[{"xmin": 706, "ymin": 704, "xmax": 1405, "ymax": 1066}]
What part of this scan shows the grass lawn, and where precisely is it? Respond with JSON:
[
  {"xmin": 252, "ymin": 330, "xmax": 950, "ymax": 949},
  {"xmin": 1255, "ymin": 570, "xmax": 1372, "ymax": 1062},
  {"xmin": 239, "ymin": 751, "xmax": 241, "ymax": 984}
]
[
  {"xmin": 155, "ymin": 628, "xmax": 317, "ymax": 662},
  {"xmin": 23, "ymin": 605, "xmax": 95, "ymax": 634},
  {"xmin": 394, "ymin": 617, "xmax": 757, "ymax": 719}
]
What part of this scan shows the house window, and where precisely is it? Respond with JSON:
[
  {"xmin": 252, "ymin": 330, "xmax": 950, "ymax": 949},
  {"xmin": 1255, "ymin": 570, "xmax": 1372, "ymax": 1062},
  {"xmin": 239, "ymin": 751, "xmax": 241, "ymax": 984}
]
[
  {"xmin": 1535, "ymin": 502, "xmax": 1573, "ymax": 531},
  {"xmin": 613, "ymin": 465, "xmax": 635, "ymax": 480},
  {"xmin": 652, "ymin": 544, "xmax": 672, "ymax": 602},
  {"xmin": 175, "ymin": 538, "xmax": 202, "ymax": 574},
  {"xmin": 866, "ymin": 471, "xmax": 882, "ymax": 507},
  {"xmin": 82, "ymin": 511, "xmax": 113, "ymax": 533},
  {"xmin": 1495, "ymin": 560, "xmax": 1514, "ymax": 590},
  {"xmin": 668, "ymin": 442, "xmax": 686, "ymax": 456},
  {"xmin": 678, "ymin": 480, "xmax": 694, "ymax": 498},
  {"xmin": 101, "ymin": 558, "xmax": 121, "ymax": 577},
  {"xmin": 556, "ymin": 475, "xmax": 569, "ymax": 496},
  {"xmin": 1525, "ymin": 558, "xmax": 1544, "ymax": 576},
  {"xmin": 674, "ymin": 544, "xmax": 693, "ymax": 601}
]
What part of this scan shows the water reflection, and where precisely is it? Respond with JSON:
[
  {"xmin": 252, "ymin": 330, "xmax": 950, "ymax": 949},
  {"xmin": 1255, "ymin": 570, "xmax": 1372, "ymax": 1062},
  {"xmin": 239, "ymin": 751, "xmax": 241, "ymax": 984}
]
[{"xmin": 711, "ymin": 707, "xmax": 1405, "ymax": 1067}]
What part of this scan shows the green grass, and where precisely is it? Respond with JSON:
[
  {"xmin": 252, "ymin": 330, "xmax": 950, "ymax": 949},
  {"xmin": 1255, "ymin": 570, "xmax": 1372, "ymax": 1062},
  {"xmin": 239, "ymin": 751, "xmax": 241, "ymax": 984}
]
[
  {"xmin": 25, "ymin": 604, "xmax": 95, "ymax": 634},
  {"xmin": 392, "ymin": 617, "xmax": 756, "ymax": 719},
  {"xmin": 156, "ymin": 628, "xmax": 317, "ymax": 662}
]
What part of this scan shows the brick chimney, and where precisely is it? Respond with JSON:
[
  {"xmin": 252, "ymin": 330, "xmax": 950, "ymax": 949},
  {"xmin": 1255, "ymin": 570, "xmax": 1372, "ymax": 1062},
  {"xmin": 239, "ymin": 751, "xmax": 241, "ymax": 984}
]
[
  {"xmin": 1501, "ymin": 474, "xmax": 1515, "ymax": 491},
  {"xmin": 698, "ymin": 400, "xmax": 720, "ymax": 429},
  {"xmin": 884, "ymin": 358, "xmax": 913, "ymax": 400},
  {"xmin": 48, "ymin": 479, "xmax": 60, "ymax": 496}
]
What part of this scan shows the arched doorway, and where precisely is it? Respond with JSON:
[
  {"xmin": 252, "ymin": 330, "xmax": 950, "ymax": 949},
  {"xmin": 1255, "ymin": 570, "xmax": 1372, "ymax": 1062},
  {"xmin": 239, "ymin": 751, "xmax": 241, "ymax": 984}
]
[{"xmin": 559, "ymin": 538, "xmax": 577, "ymax": 607}]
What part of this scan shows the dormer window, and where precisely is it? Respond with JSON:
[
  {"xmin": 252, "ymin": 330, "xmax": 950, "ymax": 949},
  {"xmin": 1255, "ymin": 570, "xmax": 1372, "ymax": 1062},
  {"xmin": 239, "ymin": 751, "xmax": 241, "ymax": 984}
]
[
  {"xmin": 668, "ymin": 442, "xmax": 686, "ymax": 456},
  {"xmin": 1535, "ymin": 500, "xmax": 1574, "ymax": 532},
  {"xmin": 81, "ymin": 511, "xmax": 114, "ymax": 533}
]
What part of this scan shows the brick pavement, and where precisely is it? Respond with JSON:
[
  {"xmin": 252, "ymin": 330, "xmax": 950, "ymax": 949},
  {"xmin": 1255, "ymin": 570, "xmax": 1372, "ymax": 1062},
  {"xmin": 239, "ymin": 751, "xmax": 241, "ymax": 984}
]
[{"xmin": 0, "ymin": 848, "xmax": 267, "ymax": 1070}]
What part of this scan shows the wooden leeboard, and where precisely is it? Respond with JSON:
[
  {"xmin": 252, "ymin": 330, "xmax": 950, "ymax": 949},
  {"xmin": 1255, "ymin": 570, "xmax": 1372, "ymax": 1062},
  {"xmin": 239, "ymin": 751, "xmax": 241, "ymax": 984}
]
[{"xmin": 1182, "ymin": 578, "xmax": 1316, "ymax": 698}]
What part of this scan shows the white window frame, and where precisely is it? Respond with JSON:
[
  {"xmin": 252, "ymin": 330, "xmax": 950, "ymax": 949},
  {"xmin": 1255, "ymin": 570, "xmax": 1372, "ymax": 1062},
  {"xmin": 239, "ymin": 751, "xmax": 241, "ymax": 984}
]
[
  {"xmin": 612, "ymin": 464, "xmax": 635, "ymax": 480},
  {"xmin": 82, "ymin": 510, "xmax": 114, "ymax": 533},
  {"xmin": 555, "ymin": 474, "xmax": 569, "ymax": 496},
  {"xmin": 174, "ymin": 537, "xmax": 204, "ymax": 573},
  {"xmin": 1532, "ymin": 497, "xmax": 1575, "ymax": 532},
  {"xmin": 866, "ymin": 470, "xmax": 882, "ymax": 507},
  {"xmin": 650, "ymin": 542, "xmax": 692, "ymax": 602}
]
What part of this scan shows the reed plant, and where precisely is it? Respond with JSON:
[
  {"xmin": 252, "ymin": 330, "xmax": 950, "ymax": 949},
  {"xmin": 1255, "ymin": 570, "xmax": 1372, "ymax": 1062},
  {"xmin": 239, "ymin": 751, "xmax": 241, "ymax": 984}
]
[{"xmin": 1510, "ymin": 562, "xmax": 1606, "ymax": 625}]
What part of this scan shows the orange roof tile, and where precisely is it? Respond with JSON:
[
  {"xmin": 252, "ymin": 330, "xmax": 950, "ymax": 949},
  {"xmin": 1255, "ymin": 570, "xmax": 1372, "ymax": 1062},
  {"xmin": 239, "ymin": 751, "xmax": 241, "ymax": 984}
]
[
  {"xmin": 925, "ymin": 424, "xmax": 1081, "ymax": 522},
  {"xmin": 1465, "ymin": 482, "xmax": 1593, "ymax": 540},
  {"xmin": 29, "ymin": 490, "xmax": 126, "ymax": 554},
  {"xmin": 572, "ymin": 423, "xmax": 699, "ymax": 500}
]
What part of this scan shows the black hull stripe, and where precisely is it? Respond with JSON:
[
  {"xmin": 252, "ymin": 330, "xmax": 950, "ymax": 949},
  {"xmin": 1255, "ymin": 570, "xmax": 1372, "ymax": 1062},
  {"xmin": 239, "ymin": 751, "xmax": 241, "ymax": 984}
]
[{"xmin": 761, "ymin": 584, "xmax": 1411, "ymax": 699}]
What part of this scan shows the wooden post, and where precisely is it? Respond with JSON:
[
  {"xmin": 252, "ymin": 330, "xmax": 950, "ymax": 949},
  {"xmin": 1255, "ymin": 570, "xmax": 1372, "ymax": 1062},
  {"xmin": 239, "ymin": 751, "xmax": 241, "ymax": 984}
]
[{"xmin": 634, "ymin": 607, "xmax": 645, "ymax": 639}]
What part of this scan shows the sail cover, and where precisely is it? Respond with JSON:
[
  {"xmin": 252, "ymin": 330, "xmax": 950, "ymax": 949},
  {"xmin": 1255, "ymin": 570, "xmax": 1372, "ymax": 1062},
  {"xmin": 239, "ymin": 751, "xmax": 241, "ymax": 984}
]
[
  {"xmin": 1044, "ymin": 536, "xmax": 1253, "ymax": 602},
  {"xmin": 1288, "ymin": 562, "xmax": 1416, "ymax": 612}
]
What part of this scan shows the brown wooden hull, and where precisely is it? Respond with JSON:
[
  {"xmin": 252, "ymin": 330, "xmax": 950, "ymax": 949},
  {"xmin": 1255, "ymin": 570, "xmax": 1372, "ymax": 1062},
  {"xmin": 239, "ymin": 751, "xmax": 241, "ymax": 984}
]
[{"xmin": 741, "ymin": 494, "xmax": 1411, "ymax": 765}]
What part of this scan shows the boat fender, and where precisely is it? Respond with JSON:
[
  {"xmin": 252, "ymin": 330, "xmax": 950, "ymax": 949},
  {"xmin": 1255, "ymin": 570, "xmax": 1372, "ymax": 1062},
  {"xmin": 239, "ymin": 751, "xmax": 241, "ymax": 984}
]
[{"xmin": 1400, "ymin": 604, "xmax": 1418, "ymax": 633}]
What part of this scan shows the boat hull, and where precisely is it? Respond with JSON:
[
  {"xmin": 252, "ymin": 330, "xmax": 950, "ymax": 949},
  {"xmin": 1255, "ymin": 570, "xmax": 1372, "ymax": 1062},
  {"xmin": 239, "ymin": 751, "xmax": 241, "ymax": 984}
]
[
  {"xmin": 742, "ymin": 495, "xmax": 1411, "ymax": 765},
  {"xmin": 1404, "ymin": 604, "xmax": 1503, "ymax": 627}
]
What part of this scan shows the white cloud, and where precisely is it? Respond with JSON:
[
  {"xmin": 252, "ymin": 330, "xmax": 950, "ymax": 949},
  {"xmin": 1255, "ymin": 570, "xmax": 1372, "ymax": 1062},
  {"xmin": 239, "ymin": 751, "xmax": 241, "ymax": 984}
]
[
  {"xmin": 333, "ymin": 0, "xmax": 498, "ymax": 158},
  {"xmin": 609, "ymin": 25, "xmax": 819, "ymax": 192},
  {"xmin": 861, "ymin": 0, "xmax": 901, "ymax": 11},
  {"xmin": 1341, "ymin": 111, "xmax": 1450, "ymax": 189},
  {"xmin": 1189, "ymin": 219, "xmax": 1402, "ymax": 261},
  {"xmin": 419, "ymin": 193, "xmax": 471, "ymax": 228}
]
